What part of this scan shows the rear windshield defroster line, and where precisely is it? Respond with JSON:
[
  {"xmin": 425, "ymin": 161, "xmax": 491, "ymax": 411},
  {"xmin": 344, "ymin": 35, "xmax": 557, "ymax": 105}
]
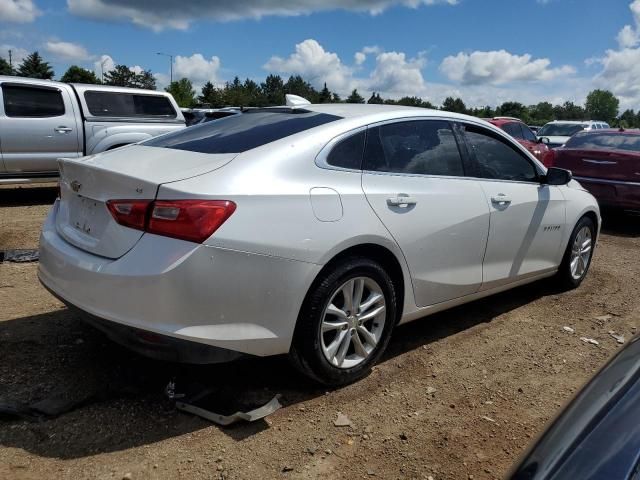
[{"xmin": 144, "ymin": 110, "xmax": 343, "ymax": 154}]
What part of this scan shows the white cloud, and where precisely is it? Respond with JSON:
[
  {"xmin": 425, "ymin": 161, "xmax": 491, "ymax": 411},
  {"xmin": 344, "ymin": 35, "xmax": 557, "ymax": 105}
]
[
  {"xmin": 265, "ymin": 39, "xmax": 355, "ymax": 92},
  {"xmin": 616, "ymin": 0, "xmax": 640, "ymax": 47},
  {"xmin": 440, "ymin": 50, "xmax": 575, "ymax": 85},
  {"xmin": 93, "ymin": 54, "xmax": 114, "ymax": 78},
  {"xmin": 67, "ymin": 0, "xmax": 457, "ymax": 31},
  {"xmin": 591, "ymin": 1, "xmax": 640, "ymax": 110},
  {"xmin": 44, "ymin": 40, "xmax": 90, "ymax": 61},
  {"xmin": 173, "ymin": 53, "xmax": 222, "ymax": 89},
  {"xmin": 0, "ymin": 0, "xmax": 40, "ymax": 23}
]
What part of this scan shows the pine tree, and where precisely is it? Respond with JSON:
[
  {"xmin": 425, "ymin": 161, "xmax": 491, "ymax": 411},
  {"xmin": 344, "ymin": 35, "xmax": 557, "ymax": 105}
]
[
  {"xmin": 261, "ymin": 74, "xmax": 285, "ymax": 106},
  {"xmin": 346, "ymin": 89, "xmax": 365, "ymax": 104},
  {"xmin": 133, "ymin": 70, "xmax": 156, "ymax": 90},
  {"xmin": 199, "ymin": 81, "xmax": 224, "ymax": 107},
  {"xmin": 367, "ymin": 92, "xmax": 383, "ymax": 104},
  {"xmin": 0, "ymin": 57, "xmax": 14, "ymax": 75},
  {"xmin": 17, "ymin": 51, "xmax": 54, "ymax": 79},
  {"xmin": 104, "ymin": 65, "xmax": 137, "ymax": 87},
  {"xmin": 318, "ymin": 83, "xmax": 332, "ymax": 103},
  {"xmin": 165, "ymin": 78, "xmax": 196, "ymax": 107}
]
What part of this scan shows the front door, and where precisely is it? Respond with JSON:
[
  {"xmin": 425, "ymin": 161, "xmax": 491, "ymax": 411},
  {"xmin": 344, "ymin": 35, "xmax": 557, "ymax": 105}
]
[
  {"xmin": 459, "ymin": 123, "xmax": 566, "ymax": 290},
  {"xmin": 0, "ymin": 81, "xmax": 81, "ymax": 174},
  {"xmin": 361, "ymin": 119, "xmax": 490, "ymax": 307}
]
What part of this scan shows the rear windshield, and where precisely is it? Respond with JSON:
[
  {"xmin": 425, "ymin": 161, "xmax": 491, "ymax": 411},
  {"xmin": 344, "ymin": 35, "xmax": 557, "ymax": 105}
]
[
  {"xmin": 565, "ymin": 132, "xmax": 640, "ymax": 152},
  {"xmin": 145, "ymin": 109, "xmax": 342, "ymax": 154},
  {"xmin": 84, "ymin": 91, "xmax": 176, "ymax": 118},
  {"xmin": 538, "ymin": 124, "xmax": 586, "ymax": 137}
]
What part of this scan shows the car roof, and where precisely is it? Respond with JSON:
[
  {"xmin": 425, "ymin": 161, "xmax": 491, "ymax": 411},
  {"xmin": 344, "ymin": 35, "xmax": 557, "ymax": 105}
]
[
  {"xmin": 545, "ymin": 120, "xmax": 607, "ymax": 125},
  {"xmin": 577, "ymin": 128, "xmax": 640, "ymax": 135},
  {"xmin": 486, "ymin": 117, "xmax": 524, "ymax": 126}
]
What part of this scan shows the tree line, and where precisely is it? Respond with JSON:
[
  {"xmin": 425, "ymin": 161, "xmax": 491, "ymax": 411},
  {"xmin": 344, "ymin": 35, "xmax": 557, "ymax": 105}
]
[{"xmin": 2, "ymin": 50, "xmax": 637, "ymax": 127}]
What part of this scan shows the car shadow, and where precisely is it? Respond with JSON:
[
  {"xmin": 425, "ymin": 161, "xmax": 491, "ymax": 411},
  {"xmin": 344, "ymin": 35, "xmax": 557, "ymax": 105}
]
[
  {"xmin": 0, "ymin": 279, "xmax": 554, "ymax": 459},
  {"xmin": 0, "ymin": 185, "xmax": 58, "ymax": 207},
  {"xmin": 600, "ymin": 209, "xmax": 640, "ymax": 238}
]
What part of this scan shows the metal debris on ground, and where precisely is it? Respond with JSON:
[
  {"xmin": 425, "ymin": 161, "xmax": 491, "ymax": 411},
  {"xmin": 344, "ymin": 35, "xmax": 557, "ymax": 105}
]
[
  {"xmin": 562, "ymin": 326, "xmax": 575, "ymax": 334},
  {"xmin": 168, "ymin": 382, "xmax": 282, "ymax": 426},
  {"xmin": 580, "ymin": 337, "xmax": 600, "ymax": 346},
  {"xmin": 0, "ymin": 249, "xmax": 39, "ymax": 263},
  {"xmin": 608, "ymin": 331, "xmax": 626, "ymax": 344}
]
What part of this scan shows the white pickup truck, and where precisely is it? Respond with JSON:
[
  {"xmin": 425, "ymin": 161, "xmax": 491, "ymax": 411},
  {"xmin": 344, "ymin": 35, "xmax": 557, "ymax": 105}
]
[{"xmin": 0, "ymin": 76, "xmax": 186, "ymax": 183}]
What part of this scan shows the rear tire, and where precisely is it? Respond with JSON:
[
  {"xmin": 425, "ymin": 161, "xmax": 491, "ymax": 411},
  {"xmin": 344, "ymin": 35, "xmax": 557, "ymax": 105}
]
[
  {"xmin": 289, "ymin": 256, "xmax": 397, "ymax": 386},
  {"xmin": 556, "ymin": 216, "xmax": 596, "ymax": 290}
]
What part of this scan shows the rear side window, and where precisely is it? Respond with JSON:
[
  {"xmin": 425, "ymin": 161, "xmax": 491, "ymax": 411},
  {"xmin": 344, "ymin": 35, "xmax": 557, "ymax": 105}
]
[
  {"xmin": 2, "ymin": 85, "xmax": 65, "ymax": 118},
  {"xmin": 565, "ymin": 132, "xmax": 640, "ymax": 152},
  {"xmin": 363, "ymin": 120, "xmax": 464, "ymax": 176},
  {"xmin": 463, "ymin": 125, "xmax": 538, "ymax": 182},
  {"xmin": 327, "ymin": 131, "xmax": 365, "ymax": 170},
  {"xmin": 146, "ymin": 110, "xmax": 342, "ymax": 154},
  {"xmin": 503, "ymin": 122, "xmax": 523, "ymax": 139},
  {"xmin": 84, "ymin": 91, "xmax": 176, "ymax": 118}
]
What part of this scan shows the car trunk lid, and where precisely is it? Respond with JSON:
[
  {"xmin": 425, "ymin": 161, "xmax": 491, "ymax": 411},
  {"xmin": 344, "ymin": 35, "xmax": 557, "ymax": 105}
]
[{"xmin": 56, "ymin": 145, "xmax": 235, "ymax": 259}]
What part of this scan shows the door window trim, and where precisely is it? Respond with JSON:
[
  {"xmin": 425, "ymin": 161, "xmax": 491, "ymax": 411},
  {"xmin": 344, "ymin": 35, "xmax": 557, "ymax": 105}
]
[
  {"xmin": 315, "ymin": 125, "xmax": 368, "ymax": 172},
  {"xmin": 1, "ymin": 83, "xmax": 66, "ymax": 118},
  {"xmin": 455, "ymin": 120, "xmax": 545, "ymax": 185}
]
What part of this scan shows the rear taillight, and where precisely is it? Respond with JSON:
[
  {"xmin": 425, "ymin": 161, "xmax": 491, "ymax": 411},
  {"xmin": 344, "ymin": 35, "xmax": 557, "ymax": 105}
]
[
  {"xmin": 106, "ymin": 200, "xmax": 152, "ymax": 230},
  {"xmin": 106, "ymin": 199, "xmax": 236, "ymax": 243},
  {"xmin": 148, "ymin": 200, "xmax": 236, "ymax": 243},
  {"xmin": 542, "ymin": 149, "xmax": 556, "ymax": 168}
]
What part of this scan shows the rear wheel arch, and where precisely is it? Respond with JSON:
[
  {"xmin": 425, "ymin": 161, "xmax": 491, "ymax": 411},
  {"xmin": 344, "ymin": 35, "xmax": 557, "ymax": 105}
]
[{"xmin": 302, "ymin": 243, "xmax": 406, "ymax": 324}]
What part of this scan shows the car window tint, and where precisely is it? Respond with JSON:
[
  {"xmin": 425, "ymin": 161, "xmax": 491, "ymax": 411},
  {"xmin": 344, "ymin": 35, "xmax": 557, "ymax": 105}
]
[
  {"xmin": 84, "ymin": 91, "xmax": 176, "ymax": 118},
  {"xmin": 463, "ymin": 125, "xmax": 538, "ymax": 182},
  {"xmin": 565, "ymin": 132, "xmax": 640, "ymax": 152},
  {"xmin": 146, "ymin": 110, "xmax": 342, "ymax": 154},
  {"xmin": 327, "ymin": 131, "xmax": 365, "ymax": 170},
  {"xmin": 521, "ymin": 124, "xmax": 538, "ymax": 142},
  {"xmin": 363, "ymin": 120, "xmax": 464, "ymax": 176},
  {"xmin": 2, "ymin": 85, "xmax": 65, "ymax": 118}
]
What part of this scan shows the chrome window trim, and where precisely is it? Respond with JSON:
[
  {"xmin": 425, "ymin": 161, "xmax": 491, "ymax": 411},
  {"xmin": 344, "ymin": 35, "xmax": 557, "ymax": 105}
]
[{"xmin": 315, "ymin": 115, "xmax": 545, "ymax": 184}]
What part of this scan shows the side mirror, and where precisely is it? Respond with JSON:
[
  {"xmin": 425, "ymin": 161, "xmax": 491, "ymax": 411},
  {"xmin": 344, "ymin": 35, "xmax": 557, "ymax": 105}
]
[
  {"xmin": 544, "ymin": 167, "xmax": 572, "ymax": 185},
  {"xmin": 538, "ymin": 137, "xmax": 550, "ymax": 145}
]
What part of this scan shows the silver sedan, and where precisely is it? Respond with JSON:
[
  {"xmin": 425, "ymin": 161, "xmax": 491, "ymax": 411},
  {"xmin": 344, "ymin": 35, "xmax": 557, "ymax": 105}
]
[{"xmin": 39, "ymin": 102, "xmax": 600, "ymax": 385}]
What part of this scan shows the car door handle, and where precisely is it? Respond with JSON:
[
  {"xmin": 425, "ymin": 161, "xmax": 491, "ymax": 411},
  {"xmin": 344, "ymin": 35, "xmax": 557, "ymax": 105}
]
[
  {"xmin": 54, "ymin": 126, "xmax": 72, "ymax": 133},
  {"xmin": 387, "ymin": 195, "xmax": 417, "ymax": 207},
  {"xmin": 491, "ymin": 194, "xmax": 511, "ymax": 205}
]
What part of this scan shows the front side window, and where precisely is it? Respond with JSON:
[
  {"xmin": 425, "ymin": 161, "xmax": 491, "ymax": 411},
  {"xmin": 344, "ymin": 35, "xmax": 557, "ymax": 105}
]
[
  {"xmin": 2, "ymin": 85, "xmax": 65, "ymax": 118},
  {"xmin": 84, "ymin": 91, "xmax": 176, "ymax": 118},
  {"xmin": 363, "ymin": 120, "xmax": 464, "ymax": 177},
  {"xmin": 146, "ymin": 109, "xmax": 342, "ymax": 154},
  {"xmin": 462, "ymin": 125, "xmax": 538, "ymax": 182},
  {"xmin": 521, "ymin": 125, "xmax": 538, "ymax": 142},
  {"xmin": 326, "ymin": 131, "xmax": 365, "ymax": 170}
]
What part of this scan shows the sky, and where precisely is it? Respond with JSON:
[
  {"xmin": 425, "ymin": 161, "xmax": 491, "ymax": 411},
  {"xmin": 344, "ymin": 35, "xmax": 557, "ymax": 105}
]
[{"xmin": 1, "ymin": 0, "xmax": 640, "ymax": 110}]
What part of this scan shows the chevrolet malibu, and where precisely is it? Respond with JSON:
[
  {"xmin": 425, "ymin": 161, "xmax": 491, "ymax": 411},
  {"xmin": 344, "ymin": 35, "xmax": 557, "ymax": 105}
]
[{"xmin": 39, "ymin": 104, "xmax": 600, "ymax": 386}]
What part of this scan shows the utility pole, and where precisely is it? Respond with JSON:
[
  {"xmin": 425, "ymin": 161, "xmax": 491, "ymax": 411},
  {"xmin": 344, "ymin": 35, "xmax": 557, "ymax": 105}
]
[
  {"xmin": 156, "ymin": 52, "xmax": 174, "ymax": 83},
  {"xmin": 100, "ymin": 58, "xmax": 108, "ymax": 83}
]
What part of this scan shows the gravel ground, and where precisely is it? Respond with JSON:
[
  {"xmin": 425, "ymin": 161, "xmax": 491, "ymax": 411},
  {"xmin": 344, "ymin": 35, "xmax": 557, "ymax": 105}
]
[{"xmin": 0, "ymin": 186, "xmax": 638, "ymax": 480}]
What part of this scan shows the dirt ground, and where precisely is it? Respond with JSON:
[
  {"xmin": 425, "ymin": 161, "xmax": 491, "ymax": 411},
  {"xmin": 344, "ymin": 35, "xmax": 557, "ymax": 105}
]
[{"xmin": 1, "ymin": 185, "xmax": 639, "ymax": 480}]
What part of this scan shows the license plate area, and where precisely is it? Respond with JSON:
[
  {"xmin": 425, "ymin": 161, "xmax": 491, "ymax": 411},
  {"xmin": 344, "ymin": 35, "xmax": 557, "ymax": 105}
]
[{"xmin": 66, "ymin": 194, "xmax": 110, "ymax": 240}]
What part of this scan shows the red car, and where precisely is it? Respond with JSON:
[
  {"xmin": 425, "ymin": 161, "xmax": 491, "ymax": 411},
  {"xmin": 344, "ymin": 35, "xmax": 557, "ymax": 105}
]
[
  {"xmin": 545, "ymin": 129, "xmax": 640, "ymax": 210},
  {"xmin": 487, "ymin": 117, "xmax": 551, "ymax": 162}
]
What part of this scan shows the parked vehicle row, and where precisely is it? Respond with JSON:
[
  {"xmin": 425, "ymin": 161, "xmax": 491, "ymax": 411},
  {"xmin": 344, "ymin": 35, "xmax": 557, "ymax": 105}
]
[
  {"xmin": 0, "ymin": 75, "xmax": 185, "ymax": 184},
  {"xmin": 537, "ymin": 120, "xmax": 610, "ymax": 148},
  {"xmin": 486, "ymin": 116, "xmax": 551, "ymax": 163},
  {"xmin": 38, "ymin": 103, "xmax": 600, "ymax": 385}
]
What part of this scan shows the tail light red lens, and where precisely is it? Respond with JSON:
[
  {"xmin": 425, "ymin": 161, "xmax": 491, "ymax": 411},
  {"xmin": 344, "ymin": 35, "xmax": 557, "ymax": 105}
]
[
  {"xmin": 542, "ymin": 149, "xmax": 556, "ymax": 168},
  {"xmin": 106, "ymin": 199, "xmax": 236, "ymax": 243},
  {"xmin": 147, "ymin": 200, "xmax": 236, "ymax": 243},
  {"xmin": 106, "ymin": 200, "xmax": 152, "ymax": 230}
]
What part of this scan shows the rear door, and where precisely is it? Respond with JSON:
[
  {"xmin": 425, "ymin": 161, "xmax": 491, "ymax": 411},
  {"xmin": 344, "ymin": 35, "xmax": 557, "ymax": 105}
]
[
  {"xmin": 361, "ymin": 118, "xmax": 490, "ymax": 307},
  {"xmin": 459, "ymin": 123, "xmax": 566, "ymax": 290},
  {"xmin": 0, "ymin": 81, "xmax": 81, "ymax": 174}
]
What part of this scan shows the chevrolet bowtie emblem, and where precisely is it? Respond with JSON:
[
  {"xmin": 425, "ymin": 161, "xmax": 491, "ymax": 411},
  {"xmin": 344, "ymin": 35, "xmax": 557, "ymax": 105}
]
[{"xmin": 70, "ymin": 180, "xmax": 82, "ymax": 192}]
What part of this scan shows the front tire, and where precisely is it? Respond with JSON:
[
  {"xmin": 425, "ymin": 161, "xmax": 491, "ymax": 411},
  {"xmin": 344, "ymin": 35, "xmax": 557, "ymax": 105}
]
[
  {"xmin": 556, "ymin": 216, "xmax": 596, "ymax": 289},
  {"xmin": 289, "ymin": 257, "xmax": 397, "ymax": 386}
]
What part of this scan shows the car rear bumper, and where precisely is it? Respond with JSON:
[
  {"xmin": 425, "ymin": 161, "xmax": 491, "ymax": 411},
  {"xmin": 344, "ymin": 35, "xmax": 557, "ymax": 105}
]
[
  {"xmin": 38, "ymin": 201, "xmax": 322, "ymax": 360},
  {"xmin": 574, "ymin": 176, "xmax": 640, "ymax": 211}
]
